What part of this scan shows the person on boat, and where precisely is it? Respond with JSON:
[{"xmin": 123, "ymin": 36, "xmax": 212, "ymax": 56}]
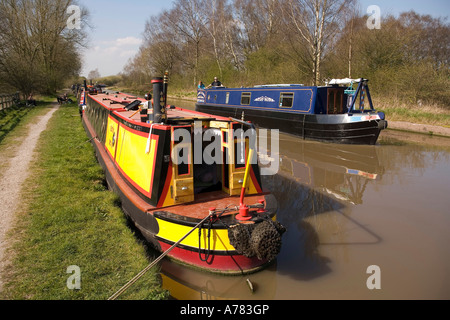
[
  {"xmin": 198, "ymin": 81, "xmax": 205, "ymax": 89},
  {"xmin": 206, "ymin": 77, "xmax": 223, "ymax": 88}
]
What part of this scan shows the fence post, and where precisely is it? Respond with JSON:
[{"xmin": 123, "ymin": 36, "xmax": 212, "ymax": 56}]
[{"xmin": 0, "ymin": 92, "xmax": 21, "ymax": 110}]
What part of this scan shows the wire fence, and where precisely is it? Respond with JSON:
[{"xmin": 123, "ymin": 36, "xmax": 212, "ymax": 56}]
[{"xmin": 0, "ymin": 92, "xmax": 20, "ymax": 110}]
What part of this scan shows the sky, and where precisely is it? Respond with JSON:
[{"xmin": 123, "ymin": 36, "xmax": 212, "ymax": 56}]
[
  {"xmin": 77, "ymin": 0, "xmax": 449, "ymax": 78},
  {"xmin": 78, "ymin": 0, "xmax": 175, "ymax": 77}
]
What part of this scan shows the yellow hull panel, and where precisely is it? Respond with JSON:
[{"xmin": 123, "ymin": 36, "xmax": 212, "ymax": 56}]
[
  {"xmin": 105, "ymin": 117, "xmax": 158, "ymax": 198},
  {"xmin": 155, "ymin": 217, "xmax": 235, "ymax": 252}
]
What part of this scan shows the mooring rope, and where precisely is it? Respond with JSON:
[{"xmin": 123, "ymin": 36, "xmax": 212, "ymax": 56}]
[
  {"xmin": 107, "ymin": 211, "xmax": 214, "ymax": 300},
  {"xmin": 198, "ymin": 217, "xmax": 215, "ymax": 262}
]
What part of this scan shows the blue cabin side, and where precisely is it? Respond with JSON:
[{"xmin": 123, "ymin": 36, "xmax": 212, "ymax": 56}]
[
  {"xmin": 198, "ymin": 86, "xmax": 322, "ymax": 114},
  {"xmin": 197, "ymin": 80, "xmax": 376, "ymax": 116}
]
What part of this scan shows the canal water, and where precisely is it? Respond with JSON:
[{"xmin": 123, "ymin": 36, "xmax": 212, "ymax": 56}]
[{"xmin": 160, "ymin": 98, "xmax": 450, "ymax": 300}]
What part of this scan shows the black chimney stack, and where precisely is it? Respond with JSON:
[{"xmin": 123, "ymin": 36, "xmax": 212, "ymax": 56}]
[
  {"xmin": 163, "ymin": 70, "xmax": 169, "ymax": 108},
  {"xmin": 151, "ymin": 77, "xmax": 166, "ymax": 123}
]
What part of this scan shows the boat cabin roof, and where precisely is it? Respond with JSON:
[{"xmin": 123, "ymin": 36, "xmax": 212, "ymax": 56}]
[
  {"xmin": 253, "ymin": 84, "xmax": 305, "ymax": 88},
  {"xmin": 88, "ymin": 91, "xmax": 229, "ymax": 124}
]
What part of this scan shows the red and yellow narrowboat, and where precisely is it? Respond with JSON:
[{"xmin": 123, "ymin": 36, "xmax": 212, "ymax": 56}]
[{"xmin": 78, "ymin": 74, "xmax": 285, "ymax": 274}]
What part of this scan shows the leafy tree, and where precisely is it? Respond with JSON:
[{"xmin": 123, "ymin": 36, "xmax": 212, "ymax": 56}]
[
  {"xmin": 120, "ymin": 0, "xmax": 449, "ymax": 108},
  {"xmin": 0, "ymin": 0, "xmax": 89, "ymax": 96}
]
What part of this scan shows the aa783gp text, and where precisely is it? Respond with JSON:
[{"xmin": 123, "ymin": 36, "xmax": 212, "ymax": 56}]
[{"xmin": 180, "ymin": 303, "xmax": 270, "ymax": 317}]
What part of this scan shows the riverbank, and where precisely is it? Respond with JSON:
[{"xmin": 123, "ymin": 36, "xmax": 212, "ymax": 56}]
[
  {"xmin": 0, "ymin": 99, "xmax": 169, "ymax": 299},
  {"xmin": 386, "ymin": 120, "xmax": 450, "ymax": 138}
]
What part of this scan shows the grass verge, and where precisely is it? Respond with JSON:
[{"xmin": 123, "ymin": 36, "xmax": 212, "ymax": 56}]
[
  {"xmin": 1, "ymin": 100, "xmax": 169, "ymax": 300},
  {"xmin": 367, "ymin": 97, "xmax": 450, "ymax": 127},
  {"xmin": 0, "ymin": 105, "xmax": 33, "ymax": 144}
]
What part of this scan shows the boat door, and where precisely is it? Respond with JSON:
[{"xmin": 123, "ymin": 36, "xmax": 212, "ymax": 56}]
[
  {"xmin": 221, "ymin": 122, "xmax": 253, "ymax": 196},
  {"xmin": 171, "ymin": 126, "xmax": 194, "ymax": 204},
  {"xmin": 327, "ymin": 88, "xmax": 344, "ymax": 114}
]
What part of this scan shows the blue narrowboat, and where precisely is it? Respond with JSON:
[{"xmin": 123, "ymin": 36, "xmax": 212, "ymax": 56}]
[{"xmin": 195, "ymin": 78, "xmax": 388, "ymax": 145}]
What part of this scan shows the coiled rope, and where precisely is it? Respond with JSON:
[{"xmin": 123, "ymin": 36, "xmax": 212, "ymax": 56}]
[{"xmin": 198, "ymin": 205, "xmax": 233, "ymax": 262}]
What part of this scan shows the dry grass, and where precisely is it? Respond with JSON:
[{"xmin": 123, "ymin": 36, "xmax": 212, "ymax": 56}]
[{"xmin": 372, "ymin": 97, "xmax": 450, "ymax": 127}]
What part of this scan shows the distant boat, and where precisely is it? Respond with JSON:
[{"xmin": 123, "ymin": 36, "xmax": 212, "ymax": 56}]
[
  {"xmin": 196, "ymin": 78, "xmax": 388, "ymax": 145},
  {"xmin": 78, "ymin": 73, "xmax": 285, "ymax": 274}
]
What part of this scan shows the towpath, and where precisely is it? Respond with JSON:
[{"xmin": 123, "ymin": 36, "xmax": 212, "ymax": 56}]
[
  {"xmin": 388, "ymin": 121, "xmax": 450, "ymax": 138},
  {"xmin": 0, "ymin": 103, "xmax": 58, "ymax": 293}
]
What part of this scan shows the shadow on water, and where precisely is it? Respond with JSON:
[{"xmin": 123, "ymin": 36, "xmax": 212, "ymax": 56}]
[
  {"xmin": 262, "ymin": 173, "xmax": 338, "ymax": 282},
  {"xmin": 139, "ymin": 97, "xmax": 449, "ymax": 299},
  {"xmin": 266, "ymin": 136, "xmax": 386, "ymax": 279},
  {"xmin": 156, "ymin": 131, "xmax": 386, "ymax": 299},
  {"xmin": 106, "ymin": 95, "xmax": 450, "ymax": 299}
]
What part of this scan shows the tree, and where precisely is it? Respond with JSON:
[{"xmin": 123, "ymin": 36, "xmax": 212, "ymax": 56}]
[
  {"xmin": 0, "ymin": 0, "xmax": 89, "ymax": 96},
  {"xmin": 120, "ymin": 0, "xmax": 449, "ymax": 108},
  {"xmin": 282, "ymin": 0, "xmax": 354, "ymax": 85},
  {"xmin": 398, "ymin": 11, "xmax": 449, "ymax": 70},
  {"xmin": 88, "ymin": 68, "xmax": 101, "ymax": 81},
  {"xmin": 167, "ymin": 0, "xmax": 206, "ymax": 86},
  {"xmin": 234, "ymin": 0, "xmax": 281, "ymax": 54},
  {"xmin": 328, "ymin": 11, "xmax": 449, "ymax": 106},
  {"xmin": 198, "ymin": 0, "xmax": 227, "ymax": 79},
  {"xmin": 143, "ymin": 13, "xmax": 180, "ymax": 76}
]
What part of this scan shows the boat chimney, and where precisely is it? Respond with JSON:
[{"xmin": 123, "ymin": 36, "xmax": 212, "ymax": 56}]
[
  {"xmin": 163, "ymin": 70, "xmax": 169, "ymax": 108},
  {"xmin": 151, "ymin": 77, "xmax": 166, "ymax": 123}
]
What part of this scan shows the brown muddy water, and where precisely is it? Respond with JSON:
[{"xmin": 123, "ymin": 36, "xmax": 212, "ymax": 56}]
[{"xmin": 159, "ymin": 98, "xmax": 450, "ymax": 300}]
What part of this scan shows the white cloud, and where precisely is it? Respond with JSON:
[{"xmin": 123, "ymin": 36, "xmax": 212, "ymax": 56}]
[
  {"xmin": 115, "ymin": 36, "xmax": 143, "ymax": 46},
  {"xmin": 81, "ymin": 36, "xmax": 143, "ymax": 77}
]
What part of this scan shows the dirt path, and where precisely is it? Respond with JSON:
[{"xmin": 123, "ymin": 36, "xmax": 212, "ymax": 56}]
[{"xmin": 0, "ymin": 103, "xmax": 58, "ymax": 293}]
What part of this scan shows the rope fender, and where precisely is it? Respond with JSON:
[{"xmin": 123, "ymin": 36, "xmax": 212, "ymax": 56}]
[{"xmin": 228, "ymin": 219, "xmax": 286, "ymax": 261}]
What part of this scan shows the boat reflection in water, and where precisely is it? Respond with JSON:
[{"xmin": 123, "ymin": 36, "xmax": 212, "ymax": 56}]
[
  {"xmin": 160, "ymin": 133, "xmax": 385, "ymax": 299},
  {"xmin": 160, "ymin": 259, "xmax": 278, "ymax": 300},
  {"xmin": 270, "ymin": 134, "xmax": 384, "ymax": 205}
]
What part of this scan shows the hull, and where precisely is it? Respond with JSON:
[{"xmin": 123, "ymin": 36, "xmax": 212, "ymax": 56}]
[
  {"xmin": 195, "ymin": 104, "xmax": 387, "ymax": 145},
  {"xmin": 195, "ymin": 79, "xmax": 387, "ymax": 145},
  {"xmin": 79, "ymin": 86, "xmax": 284, "ymax": 274}
]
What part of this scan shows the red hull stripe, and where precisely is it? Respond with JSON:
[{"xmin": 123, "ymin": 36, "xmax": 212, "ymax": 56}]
[
  {"xmin": 156, "ymin": 163, "xmax": 172, "ymax": 208},
  {"xmin": 158, "ymin": 241, "xmax": 268, "ymax": 273}
]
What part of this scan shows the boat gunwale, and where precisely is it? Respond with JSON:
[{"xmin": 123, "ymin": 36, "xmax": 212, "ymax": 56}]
[{"xmin": 88, "ymin": 92, "xmax": 232, "ymax": 129}]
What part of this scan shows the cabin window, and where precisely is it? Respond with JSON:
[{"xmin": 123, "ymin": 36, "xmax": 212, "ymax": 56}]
[
  {"xmin": 226, "ymin": 92, "xmax": 230, "ymax": 104},
  {"xmin": 241, "ymin": 92, "xmax": 251, "ymax": 105},
  {"xmin": 173, "ymin": 129, "xmax": 191, "ymax": 176},
  {"xmin": 178, "ymin": 161, "xmax": 189, "ymax": 175},
  {"xmin": 279, "ymin": 93, "xmax": 294, "ymax": 108}
]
